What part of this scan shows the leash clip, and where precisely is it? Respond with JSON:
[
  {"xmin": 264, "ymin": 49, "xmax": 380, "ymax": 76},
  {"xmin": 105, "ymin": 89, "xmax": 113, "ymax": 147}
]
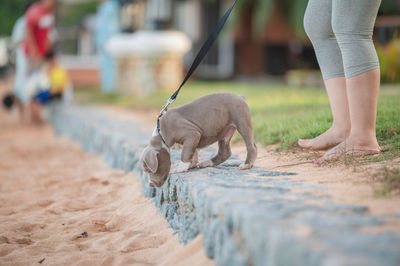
[{"xmin": 159, "ymin": 97, "xmax": 175, "ymax": 117}]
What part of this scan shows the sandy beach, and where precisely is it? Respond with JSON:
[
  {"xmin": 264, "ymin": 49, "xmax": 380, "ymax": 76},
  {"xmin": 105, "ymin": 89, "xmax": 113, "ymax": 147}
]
[{"xmin": 0, "ymin": 107, "xmax": 213, "ymax": 265}]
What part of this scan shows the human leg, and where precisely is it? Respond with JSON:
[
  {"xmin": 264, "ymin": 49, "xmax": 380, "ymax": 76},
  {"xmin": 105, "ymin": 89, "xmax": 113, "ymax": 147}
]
[
  {"xmin": 319, "ymin": 69, "xmax": 381, "ymax": 162},
  {"xmin": 318, "ymin": 0, "xmax": 381, "ymax": 161},
  {"xmin": 14, "ymin": 48, "xmax": 29, "ymax": 124},
  {"xmin": 299, "ymin": 0, "xmax": 350, "ymax": 150},
  {"xmin": 14, "ymin": 96, "xmax": 26, "ymax": 124},
  {"xmin": 332, "ymin": 0, "xmax": 381, "ymax": 79},
  {"xmin": 298, "ymin": 77, "xmax": 350, "ymax": 150},
  {"xmin": 28, "ymin": 101, "xmax": 43, "ymax": 125}
]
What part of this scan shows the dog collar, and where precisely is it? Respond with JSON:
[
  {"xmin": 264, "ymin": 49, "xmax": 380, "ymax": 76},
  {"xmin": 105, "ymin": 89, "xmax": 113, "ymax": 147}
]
[{"xmin": 156, "ymin": 117, "xmax": 169, "ymax": 150}]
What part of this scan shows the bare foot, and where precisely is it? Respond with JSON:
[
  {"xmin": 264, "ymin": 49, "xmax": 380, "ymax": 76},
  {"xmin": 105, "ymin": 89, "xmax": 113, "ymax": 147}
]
[
  {"xmin": 298, "ymin": 127, "xmax": 349, "ymax": 151},
  {"xmin": 239, "ymin": 163, "xmax": 252, "ymax": 170},
  {"xmin": 314, "ymin": 137, "xmax": 380, "ymax": 164}
]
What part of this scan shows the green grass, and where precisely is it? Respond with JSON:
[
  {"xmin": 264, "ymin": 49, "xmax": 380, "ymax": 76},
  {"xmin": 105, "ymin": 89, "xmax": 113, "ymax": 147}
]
[{"xmin": 75, "ymin": 81, "xmax": 400, "ymax": 159}]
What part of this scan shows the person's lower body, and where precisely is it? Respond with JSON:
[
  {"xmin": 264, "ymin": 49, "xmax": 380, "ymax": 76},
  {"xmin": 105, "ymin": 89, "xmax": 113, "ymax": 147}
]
[
  {"xmin": 27, "ymin": 101, "xmax": 42, "ymax": 125},
  {"xmin": 13, "ymin": 48, "xmax": 28, "ymax": 124},
  {"xmin": 25, "ymin": 58, "xmax": 48, "ymax": 125},
  {"xmin": 13, "ymin": 95, "xmax": 25, "ymax": 124},
  {"xmin": 26, "ymin": 91, "xmax": 52, "ymax": 126},
  {"xmin": 298, "ymin": 77, "xmax": 350, "ymax": 150},
  {"xmin": 300, "ymin": 0, "xmax": 381, "ymax": 162}
]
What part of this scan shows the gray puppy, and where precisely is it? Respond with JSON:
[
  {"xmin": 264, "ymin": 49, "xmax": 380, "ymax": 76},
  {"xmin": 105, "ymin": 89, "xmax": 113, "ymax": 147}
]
[{"xmin": 141, "ymin": 93, "xmax": 257, "ymax": 188}]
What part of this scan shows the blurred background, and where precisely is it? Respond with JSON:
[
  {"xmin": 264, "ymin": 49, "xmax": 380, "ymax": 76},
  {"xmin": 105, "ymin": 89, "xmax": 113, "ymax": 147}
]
[
  {"xmin": 1, "ymin": 3, "xmax": 400, "ymax": 264},
  {"xmin": 0, "ymin": 0, "xmax": 399, "ymax": 152},
  {"xmin": 0, "ymin": 0, "xmax": 399, "ymax": 92}
]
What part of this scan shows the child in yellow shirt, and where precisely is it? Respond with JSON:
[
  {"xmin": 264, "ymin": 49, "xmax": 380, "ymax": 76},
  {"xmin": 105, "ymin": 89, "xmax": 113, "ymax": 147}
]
[
  {"xmin": 3, "ymin": 50, "xmax": 71, "ymax": 124},
  {"xmin": 32, "ymin": 50, "xmax": 69, "ymax": 104}
]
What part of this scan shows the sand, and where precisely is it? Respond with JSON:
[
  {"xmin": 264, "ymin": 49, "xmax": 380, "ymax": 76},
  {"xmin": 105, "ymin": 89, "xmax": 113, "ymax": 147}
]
[{"xmin": 0, "ymin": 107, "xmax": 213, "ymax": 265}]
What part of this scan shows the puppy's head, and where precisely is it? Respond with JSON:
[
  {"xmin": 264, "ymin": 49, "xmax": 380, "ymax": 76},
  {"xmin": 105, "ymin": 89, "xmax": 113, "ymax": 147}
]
[{"xmin": 141, "ymin": 136, "xmax": 171, "ymax": 188}]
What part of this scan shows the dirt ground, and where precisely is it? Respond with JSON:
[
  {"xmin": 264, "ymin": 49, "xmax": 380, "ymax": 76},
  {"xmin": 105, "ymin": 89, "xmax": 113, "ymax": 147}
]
[
  {"xmin": 0, "ymin": 106, "xmax": 213, "ymax": 265},
  {"xmin": 234, "ymin": 145, "xmax": 400, "ymax": 231}
]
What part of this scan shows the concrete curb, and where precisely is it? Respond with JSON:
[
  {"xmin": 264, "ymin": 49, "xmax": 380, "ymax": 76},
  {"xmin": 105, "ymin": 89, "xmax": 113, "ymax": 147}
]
[{"xmin": 49, "ymin": 104, "xmax": 400, "ymax": 266}]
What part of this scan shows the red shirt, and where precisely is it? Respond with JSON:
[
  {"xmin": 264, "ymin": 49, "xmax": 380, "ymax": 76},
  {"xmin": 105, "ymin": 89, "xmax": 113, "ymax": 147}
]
[{"xmin": 24, "ymin": 3, "xmax": 54, "ymax": 57}]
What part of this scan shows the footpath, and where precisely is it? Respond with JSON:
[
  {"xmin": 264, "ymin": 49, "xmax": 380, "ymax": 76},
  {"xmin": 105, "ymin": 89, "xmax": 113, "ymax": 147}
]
[{"xmin": 49, "ymin": 103, "xmax": 400, "ymax": 266}]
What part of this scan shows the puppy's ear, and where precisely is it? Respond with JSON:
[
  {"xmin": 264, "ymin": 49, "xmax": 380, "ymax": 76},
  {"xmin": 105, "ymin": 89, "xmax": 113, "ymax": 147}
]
[{"xmin": 142, "ymin": 149, "xmax": 159, "ymax": 173}]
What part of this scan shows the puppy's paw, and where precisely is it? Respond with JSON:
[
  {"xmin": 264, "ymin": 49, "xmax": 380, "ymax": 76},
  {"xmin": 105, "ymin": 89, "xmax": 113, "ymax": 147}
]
[
  {"xmin": 197, "ymin": 160, "xmax": 213, "ymax": 169},
  {"xmin": 170, "ymin": 162, "xmax": 191, "ymax": 174},
  {"xmin": 239, "ymin": 163, "xmax": 252, "ymax": 170}
]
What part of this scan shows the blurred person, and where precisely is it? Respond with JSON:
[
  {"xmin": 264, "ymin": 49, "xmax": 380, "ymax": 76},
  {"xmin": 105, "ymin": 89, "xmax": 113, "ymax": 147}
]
[
  {"xmin": 95, "ymin": 0, "xmax": 120, "ymax": 93},
  {"xmin": 1, "ymin": 67, "xmax": 49, "ymax": 123},
  {"xmin": 10, "ymin": 2, "xmax": 34, "ymax": 123},
  {"xmin": 24, "ymin": 0, "xmax": 57, "ymax": 68},
  {"xmin": 25, "ymin": 50, "xmax": 69, "ymax": 123},
  {"xmin": 2, "ymin": 49, "xmax": 69, "ymax": 124},
  {"xmin": 299, "ymin": 0, "xmax": 382, "ymax": 162},
  {"xmin": 22, "ymin": 0, "xmax": 57, "ymax": 124}
]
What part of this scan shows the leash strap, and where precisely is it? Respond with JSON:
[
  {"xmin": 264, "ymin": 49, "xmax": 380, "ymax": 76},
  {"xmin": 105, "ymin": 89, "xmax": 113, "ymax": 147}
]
[
  {"xmin": 170, "ymin": 0, "xmax": 237, "ymax": 101},
  {"xmin": 156, "ymin": 0, "xmax": 237, "ymax": 146},
  {"xmin": 158, "ymin": 0, "xmax": 237, "ymax": 115}
]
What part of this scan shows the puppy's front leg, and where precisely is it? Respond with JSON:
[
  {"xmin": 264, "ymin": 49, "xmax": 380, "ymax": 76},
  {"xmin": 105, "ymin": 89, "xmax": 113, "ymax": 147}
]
[
  {"xmin": 190, "ymin": 149, "xmax": 199, "ymax": 168},
  {"xmin": 170, "ymin": 150, "xmax": 198, "ymax": 174},
  {"xmin": 170, "ymin": 162, "xmax": 191, "ymax": 174},
  {"xmin": 170, "ymin": 133, "xmax": 200, "ymax": 174}
]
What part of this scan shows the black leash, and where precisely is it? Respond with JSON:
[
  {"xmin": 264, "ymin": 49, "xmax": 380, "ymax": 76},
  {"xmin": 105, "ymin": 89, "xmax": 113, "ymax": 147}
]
[{"xmin": 156, "ymin": 0, "xmax": 237, "ymax": 146}]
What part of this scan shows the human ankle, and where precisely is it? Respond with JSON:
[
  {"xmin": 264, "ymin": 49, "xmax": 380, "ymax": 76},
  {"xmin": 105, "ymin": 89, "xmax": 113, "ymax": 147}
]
[
  {"xmin": 330, "ymin": 124, "xmax": 350, "ymax": 138},
  {"xmin": 346, "ymin": 133, "xmax": 378, "ymax": 148}
]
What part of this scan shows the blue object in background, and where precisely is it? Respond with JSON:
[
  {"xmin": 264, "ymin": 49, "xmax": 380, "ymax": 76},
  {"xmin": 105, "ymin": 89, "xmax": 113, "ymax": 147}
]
[
  {"xmin": 95, "ymin": 0, "xmax": 120, "ymax": 93},
  {"xmin": 34, "ymin": 90, "xmax": 52, "ymax": 104}
]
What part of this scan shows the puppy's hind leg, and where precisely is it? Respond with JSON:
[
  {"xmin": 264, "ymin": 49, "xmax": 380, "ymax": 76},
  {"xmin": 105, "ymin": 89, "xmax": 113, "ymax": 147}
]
[
  {"xmin": 198, "ymin": 125, "xmax": 235, "ymax": 168},
  {"xmin": 198, "ymin": 140, "xmax": 232, "ymax": 168},
  {"xmin": 235, "ymin": 110, "xmax": 257, "ymax": 170}
]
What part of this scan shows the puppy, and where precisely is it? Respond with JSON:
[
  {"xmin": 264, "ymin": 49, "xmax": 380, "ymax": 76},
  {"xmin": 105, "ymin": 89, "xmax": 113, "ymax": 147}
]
[{"xmin": 141, "ymin": 93, "xmax": 257, "ymax": 188}]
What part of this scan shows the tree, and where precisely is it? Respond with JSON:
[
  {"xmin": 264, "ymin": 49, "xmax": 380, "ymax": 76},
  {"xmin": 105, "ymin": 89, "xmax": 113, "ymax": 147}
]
[
  {"xmin": 227, "ymin": 0, "xmax": 308, "ymax": 39},
  {"xmin": 226, "ymin": 0, "xmax": 400, "ymax": 39},
  {"xmin": 380, "ymin": 0, "xmax": 400, "ymax": 15},
  {"xmin": 0, "ymin": 0, "xmax": 31, "ymax": 36}
]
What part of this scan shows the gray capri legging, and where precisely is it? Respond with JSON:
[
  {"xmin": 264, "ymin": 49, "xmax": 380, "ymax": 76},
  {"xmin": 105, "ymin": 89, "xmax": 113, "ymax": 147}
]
[{"xmin": 304, "ymin": 0, "xmax": 381, "ymax": 80}]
